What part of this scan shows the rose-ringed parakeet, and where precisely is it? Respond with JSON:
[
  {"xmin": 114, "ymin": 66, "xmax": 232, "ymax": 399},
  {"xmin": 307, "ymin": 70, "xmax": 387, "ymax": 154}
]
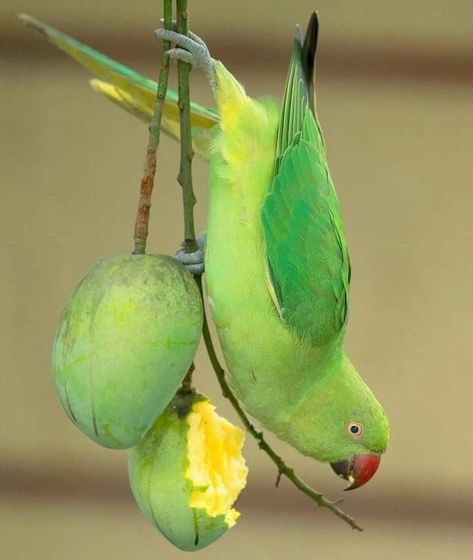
[
  {"xmin": 22, "ymin": 12, "xmax": 389, "ymax": 488},
  {"xmin": 157, "ymin": 13, "xmax": 389, "ymax": 488}
]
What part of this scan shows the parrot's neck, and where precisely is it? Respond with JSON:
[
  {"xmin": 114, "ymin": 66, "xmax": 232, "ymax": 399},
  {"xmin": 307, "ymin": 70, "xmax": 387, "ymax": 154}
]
[{"xmin": 280, "ymin": 353, "xmax": 379, "ymax": 462}]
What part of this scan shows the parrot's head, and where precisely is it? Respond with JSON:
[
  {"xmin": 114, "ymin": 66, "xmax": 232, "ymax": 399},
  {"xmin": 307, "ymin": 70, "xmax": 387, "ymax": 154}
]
[{"xmin": 288, "ymin": 354, "xmax": 389, "ymax": 490}]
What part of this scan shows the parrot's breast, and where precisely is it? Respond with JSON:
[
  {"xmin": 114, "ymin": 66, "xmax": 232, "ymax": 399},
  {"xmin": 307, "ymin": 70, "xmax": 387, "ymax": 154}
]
[{"xmin": 205, "ymin": 77, "xmax": 327, "ymax": 434}]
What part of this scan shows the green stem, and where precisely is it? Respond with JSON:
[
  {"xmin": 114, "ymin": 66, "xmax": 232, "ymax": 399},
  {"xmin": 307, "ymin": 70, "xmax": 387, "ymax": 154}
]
[
  {"xmin": 133, "ymin": 0, "xmax": 173, "ymax": 254},
  {"xmin": 176, "ymin": 0, "xmax": 197, "ymax": 254},
  {"xmin": 175, "ymin": 0, "xmax": 197, "ymax": 391}
]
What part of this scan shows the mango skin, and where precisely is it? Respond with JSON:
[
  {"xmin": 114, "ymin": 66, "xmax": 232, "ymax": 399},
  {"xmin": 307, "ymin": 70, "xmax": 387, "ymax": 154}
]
[
  {"xmin": 53, "ymin": 254, "xmax": 202, "ymax": 449},
  {"xmin": 128, "ymin": 394, "xmax": 228, "ymax": 552}
]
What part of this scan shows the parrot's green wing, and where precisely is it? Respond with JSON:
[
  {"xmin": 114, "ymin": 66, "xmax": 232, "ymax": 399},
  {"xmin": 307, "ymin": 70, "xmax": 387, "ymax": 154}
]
[
  {"xmin": 261, "ymin": 13, "xmax": 350, "ymax": 346},
  {"xmin": 19, "ymin": 14, "xmax": 218, "ymax": 159}
]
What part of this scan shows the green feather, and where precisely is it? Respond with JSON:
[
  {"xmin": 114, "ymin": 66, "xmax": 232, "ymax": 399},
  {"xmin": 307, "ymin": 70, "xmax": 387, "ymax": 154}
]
[{"xmin": 262, "ymin": 13, "xmax": 350, "ymax": 345}]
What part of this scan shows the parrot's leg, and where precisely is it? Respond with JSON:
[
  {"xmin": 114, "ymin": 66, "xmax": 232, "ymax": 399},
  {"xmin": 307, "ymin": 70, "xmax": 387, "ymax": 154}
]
[
  {"xmin": 175, "ymin": 232, "xmax": 206, "ymax": 275},
  {"xmin": 155, "ymin": 28, "xmax": 216, "ymax": 88}
]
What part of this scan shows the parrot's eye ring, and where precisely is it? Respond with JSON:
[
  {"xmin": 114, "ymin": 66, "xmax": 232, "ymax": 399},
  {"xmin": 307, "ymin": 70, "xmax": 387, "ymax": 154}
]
[{"xmin": 346, "ymin": 421, "xmax": 364, "ymax": 439}]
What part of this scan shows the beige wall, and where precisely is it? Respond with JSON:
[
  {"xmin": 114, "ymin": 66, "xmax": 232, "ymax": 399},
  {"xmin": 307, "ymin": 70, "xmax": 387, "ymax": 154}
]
[{"xmin": 2, "ymin": 1, "xmax": 473, "ymax": 558}]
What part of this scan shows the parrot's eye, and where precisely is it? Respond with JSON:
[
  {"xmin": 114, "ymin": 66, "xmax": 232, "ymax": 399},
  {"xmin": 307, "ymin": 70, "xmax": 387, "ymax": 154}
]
[{"xmin": 346, "ymin": 421, "xmax": 363, "ymax": 439}]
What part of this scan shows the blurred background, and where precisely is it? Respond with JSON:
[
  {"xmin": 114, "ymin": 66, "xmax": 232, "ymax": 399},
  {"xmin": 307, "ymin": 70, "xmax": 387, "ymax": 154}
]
[{"xmin": 2, "ymin": 0, "xmax": 473, "ymax": 558}]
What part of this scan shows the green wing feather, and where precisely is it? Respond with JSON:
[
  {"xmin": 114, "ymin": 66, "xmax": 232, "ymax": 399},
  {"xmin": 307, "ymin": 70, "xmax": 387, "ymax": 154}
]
[
  {"xmin": 261, "ymin": 13, "xmax": 351, "ymax": 346},
  {"xmin": 19, "ymin": 14, "xmax": 218, "ymax": 159}
]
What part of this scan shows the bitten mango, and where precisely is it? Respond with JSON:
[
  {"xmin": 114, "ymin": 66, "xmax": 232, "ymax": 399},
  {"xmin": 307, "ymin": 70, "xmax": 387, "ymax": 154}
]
[
  {"xmin": 53, "ymin": 254, "xmax": 202, "ymax": 449},
  {"xmin": 128, "ymin": 392, "xmax": 247, "ymax": 551}
]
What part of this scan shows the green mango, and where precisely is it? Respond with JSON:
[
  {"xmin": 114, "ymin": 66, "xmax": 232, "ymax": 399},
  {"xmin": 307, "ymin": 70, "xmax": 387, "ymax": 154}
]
[
  {"xmin": 128, "ymin": 392, "xmax": 247, "ymax": 551},
  {"xmin": 53, "ymin": 254, "xmax": 202, "ymax": 449}
]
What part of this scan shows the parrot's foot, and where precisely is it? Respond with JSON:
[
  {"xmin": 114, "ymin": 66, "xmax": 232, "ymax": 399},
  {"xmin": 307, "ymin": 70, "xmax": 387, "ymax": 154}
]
[
  {"xmin": 175, "ymin": 232, "xmax": 206, "ymax": 275},
  {"xmin": 155, "ymin": 28, "xmax": 216, "ymax": 88}
]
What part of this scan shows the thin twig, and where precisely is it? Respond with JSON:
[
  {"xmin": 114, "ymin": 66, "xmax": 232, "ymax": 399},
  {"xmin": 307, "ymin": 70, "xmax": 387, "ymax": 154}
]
[
  {"xmin": 181, "ymin": 364, "xmax": 195, "ymax": 392},
  {"xmin": 175, "ymin": 0, "xmax": 197, "ymax": 391},
  {"xmin": 176, "ymin": 0, "xmax": 198, "ymax": 254},
  {"xmin": 133, "ymin": 0, "xmax": 173, "ymax": 254},
  {"xmin": 170, "ymin": 0, "xmax": 362, "ymax": 532}
]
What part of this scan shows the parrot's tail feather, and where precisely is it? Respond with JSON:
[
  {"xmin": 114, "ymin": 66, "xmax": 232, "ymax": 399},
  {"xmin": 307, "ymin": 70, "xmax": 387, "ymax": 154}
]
[
  {"xmin": 19, "ymin": 14, "xmax": 219, "ymax": 159},
  {"xmin": 301, "ymin": 12, "xmax": 319, "ymax": 115},
  {"xmin": 90, "ymin": 79, "xmax": 215, "ymax": 159},
  {"xmin": 90, "ymin": 79, "xmax": 153, "ymax": 122}
]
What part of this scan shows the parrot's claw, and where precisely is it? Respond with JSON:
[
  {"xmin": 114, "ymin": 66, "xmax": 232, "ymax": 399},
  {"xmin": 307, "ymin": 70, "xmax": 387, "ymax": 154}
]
[
  {"xmin": 165, "ymin": 48, "xmax": 195, "ymax": 67},
  {"xmin": 155, "ymin": 28, "xmax": 216, "ymax": 88},
  {"xmin": 175, "ymin": 232, "xmax": 206, "ymax": 276},
  {"xmin": 159, "ymin": 19, "xmax": 208, "ymax": 47}
]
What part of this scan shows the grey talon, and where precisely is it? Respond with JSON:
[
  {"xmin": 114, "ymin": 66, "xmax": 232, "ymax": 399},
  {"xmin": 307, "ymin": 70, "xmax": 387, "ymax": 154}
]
[
  {"xmin": 158, "ymin": 20, "xmax": 207, "ymax": 46},
  {"xmin": 166, "ymin": 48, "xmax": 195, "ymax": 67},
  {"xmin": 175, "ymin": 233, "xmax": 206, "ymax": 276},
  {"xmin": 175, "ymin": 249, "xmax": 203, "ymax": 265},
  {"xmin": 187, "ymin": 30, "xmax": 208, "ymax": 47},
  {"xmin": 195, "ymin": 231, "xmax": 207, "ymax": 249},
  {"xmin": 155, "ymin": 28, "xmax": 215, "ymax": 84}
]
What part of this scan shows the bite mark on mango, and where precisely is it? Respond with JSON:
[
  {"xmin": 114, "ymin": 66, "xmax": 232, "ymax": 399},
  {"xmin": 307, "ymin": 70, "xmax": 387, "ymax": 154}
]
[{"xmin": 186, "ymin": 400, "xmax": 248, "ymax": 527}]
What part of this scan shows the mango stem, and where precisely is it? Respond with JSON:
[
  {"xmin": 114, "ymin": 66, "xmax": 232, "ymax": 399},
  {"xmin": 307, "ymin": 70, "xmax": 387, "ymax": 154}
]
[{"xmin": 132, "ymin": 0, "xmax": 173, "ymax": 254}]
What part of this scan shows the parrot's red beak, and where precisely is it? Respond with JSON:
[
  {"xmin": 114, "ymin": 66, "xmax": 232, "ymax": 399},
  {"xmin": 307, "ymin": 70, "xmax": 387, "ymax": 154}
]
[{"xmin": 330, "ymin": 454, "xmax": 381, "ymax": 490}]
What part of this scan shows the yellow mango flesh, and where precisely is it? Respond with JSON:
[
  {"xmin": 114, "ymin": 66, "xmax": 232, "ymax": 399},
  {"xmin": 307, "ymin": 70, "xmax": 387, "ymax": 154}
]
[{"xmin": 186, "ymin": 400, "xmax": 247, "ymax": 527}]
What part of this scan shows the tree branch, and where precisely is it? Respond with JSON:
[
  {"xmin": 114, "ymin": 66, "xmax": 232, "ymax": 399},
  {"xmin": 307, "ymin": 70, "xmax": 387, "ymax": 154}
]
[{"xmin": 133, "ymin": 0, "xmax": 173, "ymax": 254}]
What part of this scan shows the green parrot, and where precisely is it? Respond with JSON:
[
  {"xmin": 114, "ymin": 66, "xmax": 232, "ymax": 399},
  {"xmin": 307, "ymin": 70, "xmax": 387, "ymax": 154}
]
[{"xmin": 22, "ymin": 12, "xmax": 389, "ymax": 489}]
